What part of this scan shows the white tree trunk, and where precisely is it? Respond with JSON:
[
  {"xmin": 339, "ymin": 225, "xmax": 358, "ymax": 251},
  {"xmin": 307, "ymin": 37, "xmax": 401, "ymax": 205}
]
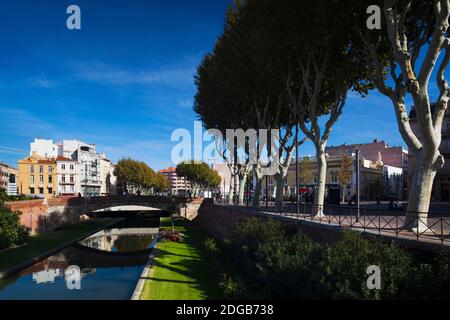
[
  {"xmin": 405, "ymin": 150, "xmax": 442, "ymax": 233},
  {"xmin": 238, "ymin": 172, "xmax": 248, "ymax": 206},
  {"xmin": 314, "ymin": 147, "xmax": 327, "ymax": 217},
  {"xmin": 227, "ymin": 174, "xmax": 235, "ymax": 204},
  {"xmin": 252, "ymin": 165, "xmax": 263, "ymax": 207}
]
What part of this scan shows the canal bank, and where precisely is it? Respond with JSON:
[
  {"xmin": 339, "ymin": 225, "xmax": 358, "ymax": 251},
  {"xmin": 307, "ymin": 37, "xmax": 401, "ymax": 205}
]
[{"xmin": 0, "ymin": 213, "xmax": 162, "ymax": 300}]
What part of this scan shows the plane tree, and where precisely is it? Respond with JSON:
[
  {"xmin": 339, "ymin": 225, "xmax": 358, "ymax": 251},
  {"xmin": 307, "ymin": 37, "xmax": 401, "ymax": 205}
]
[
  {"xmin": 359, "ymin": 0, "xmax": 449, "ymax": 231},
  {"xmin": 269, "ymin": 0, "xmax": 373, "ymax": 216}
]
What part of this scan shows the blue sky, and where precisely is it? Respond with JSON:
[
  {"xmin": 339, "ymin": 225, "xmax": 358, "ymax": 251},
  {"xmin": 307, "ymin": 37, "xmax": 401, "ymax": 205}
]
[{"xmin": 0, "ymin": 1, "xmax": 443, "ymax": 170}]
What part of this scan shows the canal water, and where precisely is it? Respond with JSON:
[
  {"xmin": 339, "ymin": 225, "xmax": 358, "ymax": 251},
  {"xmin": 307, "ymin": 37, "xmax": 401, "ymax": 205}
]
[{"xmin": 0, "ymin": 212, "xmax": 161, "ymax": 300}]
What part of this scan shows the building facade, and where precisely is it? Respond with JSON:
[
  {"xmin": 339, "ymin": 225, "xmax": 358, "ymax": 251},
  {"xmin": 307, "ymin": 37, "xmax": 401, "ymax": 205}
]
[
  {"xmin": 409, "ymin": 104, "xmax": 450, "ymax": 201},
  {"xmin": 100, "ymin": 157, "xmax": 116, "ymax": 196},
  {"xmin": 56, "ymin": 156, "xmax": 79, "ymax": 196},
  {"xmin": 18, "ymin": 153, "xmax": 57, "ymax": 198},
  {"xmin": 0, "ymin": 162, "xmax": 18, "ymax": 196},
  {"xmin": 326, "ymin": 139, "xmax": 408, "ymax": 173},
  {"xmin": 23, "ymin": 138, "xmax": 116, "ymax": 197},
  {"xmin": 159, "ymin": 167, "xmax": 191, "ymax": 195},
  {"xmin": 262, "ymin": 153, "xmax": 404, "ymax": 203}
]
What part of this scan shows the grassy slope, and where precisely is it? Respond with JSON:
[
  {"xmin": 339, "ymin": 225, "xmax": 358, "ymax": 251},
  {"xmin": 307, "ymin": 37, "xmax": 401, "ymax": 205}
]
[
  {"xmin": 140, "ymin": 218, "xmax": 221, "ymax": 300},
  {"xmin": 0, "ymin": 219, "xmax": 118, "ymax": 272}
]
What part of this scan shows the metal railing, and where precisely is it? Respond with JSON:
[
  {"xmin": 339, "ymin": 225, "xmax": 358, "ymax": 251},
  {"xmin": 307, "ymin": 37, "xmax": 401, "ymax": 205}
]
[{"xmin": 214, "ymin": 199, "xmax": 450, "ymax": 245}]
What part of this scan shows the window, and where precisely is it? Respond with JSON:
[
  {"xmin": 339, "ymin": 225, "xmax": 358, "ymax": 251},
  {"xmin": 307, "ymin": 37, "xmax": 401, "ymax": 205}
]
[
  {"xmin": 48, "ymin": 176, "xmax": 52, "ymax": 184},
  {"xmin": 70, "ymin": 175, "xmax": 74, "ymax": 183},
  {"xmin": 30, "ymin": 175, "xmax": 34, "ymax": 184},
  {"xmin": 48, "ymin": 166, "xmax": 52, "ymax": 173},
  {"xmin": 332, "ymin": 175, "xmax": 338, "ymax": 183},
  {"xmin": 30, "ymin": 165, "xmax": 34, "ymax": 173},
  {"xmin": 62, "ymin": 175, "xmax": 66, "ymax": 183},
  {"xmin": 30, "ymin": 187, "xmax": 35, "ymax": 194},
  {"xmin": 62, "ymin": 164, "xmax": 66, "ymax": 170},
  {"xmin": 39, "ymin": 188, "xmax": 44, "ymax": 194},
  {"xmin": 39, "ymin": 175, "xmax": 43, "ymax": 183},
  {"xmin": 39, "ymin": 166, "xmax": 43, "ymax": 173},
  {"xmin": 48, "ymin": 188, "xmax": 53, "ymax": 194},
  {"xmin": 70, "ymin": 164, "xmax": 74, "ymax": 170}
]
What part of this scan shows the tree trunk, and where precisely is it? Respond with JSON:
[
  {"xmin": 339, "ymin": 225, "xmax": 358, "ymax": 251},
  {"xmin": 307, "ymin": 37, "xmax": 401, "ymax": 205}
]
[
  {"xmin": 275, "ymin": 173, "xmax": 285, "ymax": 212},
  {"xmin": 252, "ymin": 176, "xmax": 262, "ymax": 207},
  {"xmin": 233, "ymin": 173, "xmax": 240, "ymax": 204},
  {"xmin": 227, "ymin": 173, "xmax": 234, "ymax": 204},
  {"xmin": 314, "ymin": 148, "xmax": 327, "ymax": 217},
  {"xmin": 238, "ymin": 172, "xmax": 248, "ymax": 206},
  {"xmin": 404, "ymin": 150, "xmax": 442, "ymax": 233}
]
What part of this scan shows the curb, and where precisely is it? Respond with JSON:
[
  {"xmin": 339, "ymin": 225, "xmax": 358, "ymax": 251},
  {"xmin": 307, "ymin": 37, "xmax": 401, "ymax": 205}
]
[
  {"xmin": 130, "ymin": 236, "xmax": 160, "ymax": 300},
  {"xmin": 0, "ymin": 218, "xmax": 123, "ymax": 279}
]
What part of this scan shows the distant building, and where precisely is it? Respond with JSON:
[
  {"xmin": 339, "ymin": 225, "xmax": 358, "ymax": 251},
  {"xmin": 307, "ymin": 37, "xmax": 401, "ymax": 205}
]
[
  {"xmin": 262, "ymin": 152, "xmax": 404, "ymax": 203},
  {"xmin": 0, "ymin": 162, "xmax": 18, "ymax": 196},
  {"xmin": 18, "ymin": 152, "xmax": 57, "ymax": 198},
  {"xmin": 56, "ymin": 156, "xmax": 79, "ymax": 196},
  {"xmin": 22, "ymin": 138, "xmax": 116, "ymax": 197},
  {"xmin": 100, "ymin": 158, "xmax": 116, "ymax": 196},
  {"xmin": 212, "ymin": 163, "xmax": 232, "ymax": 198},
  {"xmin": 409, "ymin": 104, "xmax": 450, "ymax": 201},
  {"xmin": 159, "ymin": 167, "xmax": 191, "ymax": 195},
  {"xmin": 326, "ymin": 139, "xmax": 408, "ymax": 172},
  {"xmin": 325, "ymin": 139, "xmax": 408, "ymax": 199}
]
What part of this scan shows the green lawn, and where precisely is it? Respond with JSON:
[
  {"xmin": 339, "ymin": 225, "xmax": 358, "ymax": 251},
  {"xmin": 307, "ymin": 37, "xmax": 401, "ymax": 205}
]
[
  {"xmin": 0, "ymin": 218, "xmax": 118, "ymax": 273},
  {"xmin": 140, "ymin": 218, "xmax": 222, "ymax": 300}
]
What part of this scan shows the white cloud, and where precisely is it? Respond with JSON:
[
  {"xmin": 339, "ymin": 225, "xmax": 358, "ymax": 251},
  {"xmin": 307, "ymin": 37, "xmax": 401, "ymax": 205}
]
[{"xmin": 71, "ymin": 61, "xmax": 195, "ymax": 88}]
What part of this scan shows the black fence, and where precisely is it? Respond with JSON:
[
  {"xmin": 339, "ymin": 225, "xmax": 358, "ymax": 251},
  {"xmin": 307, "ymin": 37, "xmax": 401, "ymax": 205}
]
[{"xmin": 215, "ymin": 199, "xmax": 450, "ymax": 245}]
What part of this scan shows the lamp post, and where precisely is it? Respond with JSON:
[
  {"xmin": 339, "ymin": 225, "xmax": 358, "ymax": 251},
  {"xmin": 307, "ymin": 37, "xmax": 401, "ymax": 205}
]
[{"xmin": 355, "ymin": 148, "xmax": 360, "ymax": 220}]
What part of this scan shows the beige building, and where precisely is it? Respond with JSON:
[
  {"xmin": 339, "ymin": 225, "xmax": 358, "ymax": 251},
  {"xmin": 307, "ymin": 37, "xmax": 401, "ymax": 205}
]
[
  {"xmin": 18, "ymin": 152, "xmax": 57, "ymax": 198},
  {"xmin": 264, "ymin": 153, "xmax": 402, "ymax": 203}
]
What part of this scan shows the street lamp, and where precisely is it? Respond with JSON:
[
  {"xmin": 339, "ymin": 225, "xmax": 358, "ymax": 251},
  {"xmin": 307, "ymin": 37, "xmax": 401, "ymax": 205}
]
[{"xmin": 355, "ymin": 148, "xmax": 360, "ymax": 220}]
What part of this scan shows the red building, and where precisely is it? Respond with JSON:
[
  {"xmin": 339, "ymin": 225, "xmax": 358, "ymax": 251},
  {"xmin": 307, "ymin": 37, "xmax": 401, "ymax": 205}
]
[{"xmin": 325, "ymin": 139, "xmax": 408, "ymax": 171}]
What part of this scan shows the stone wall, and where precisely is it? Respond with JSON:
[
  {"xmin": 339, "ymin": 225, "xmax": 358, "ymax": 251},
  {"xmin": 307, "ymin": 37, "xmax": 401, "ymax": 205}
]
[
  {"xmin": 6, "ymin": 199, "xmax": 48, "ymax": 234},
  {"xmin": 191, "ymin": 200, "xmax": 449, "ymax": 255},
  {"xmin": 191, "ymin": 199, "xmax": 343, "ymax": 243}
]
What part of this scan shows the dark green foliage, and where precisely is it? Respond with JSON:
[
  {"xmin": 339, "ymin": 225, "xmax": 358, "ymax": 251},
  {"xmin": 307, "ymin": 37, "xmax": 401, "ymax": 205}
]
[
  {"xmin": 210, "ymin": 218, "xmax": 450, "ymax": 300},
  {"xmin": 0, "ymin": 204, "xmax": 30, "ymax": 250},
  {"xmin": 0, "ymin": 189, "xmax": 34, "ymax": 203}
]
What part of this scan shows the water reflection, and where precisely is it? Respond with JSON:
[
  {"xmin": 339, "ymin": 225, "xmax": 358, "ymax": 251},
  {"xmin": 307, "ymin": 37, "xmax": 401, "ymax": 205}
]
[
  {"xmin": 79, "ymin": 227, "xmax": 159, "ymax": 253},
  {"xmin": 0, "ymin": 217, "xmax": 160, "ymax": 300}
]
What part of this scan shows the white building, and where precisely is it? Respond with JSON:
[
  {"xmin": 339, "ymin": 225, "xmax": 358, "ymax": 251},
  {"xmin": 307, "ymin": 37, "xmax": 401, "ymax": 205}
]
[
  {"xmin": 212, "ymin": 163, "xmax": 232, "ymax": 197},
  {"xmin": 56, "ymin": 156, "xmax": 80, "ymax": 196},
  {"xmin": 0, "ymin": 162, "xmax": 18, "ymax": 196},
  {"xmin": 382, "ymin": 165, "xmax": 404, "ymax": 199},
  {"xmin": 28, "ymin": 138, "xmax": 116, "ymax": 197},
  {"xmin": 30, "ymin": 139, "xmax": 61, "ymax": 158}
]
